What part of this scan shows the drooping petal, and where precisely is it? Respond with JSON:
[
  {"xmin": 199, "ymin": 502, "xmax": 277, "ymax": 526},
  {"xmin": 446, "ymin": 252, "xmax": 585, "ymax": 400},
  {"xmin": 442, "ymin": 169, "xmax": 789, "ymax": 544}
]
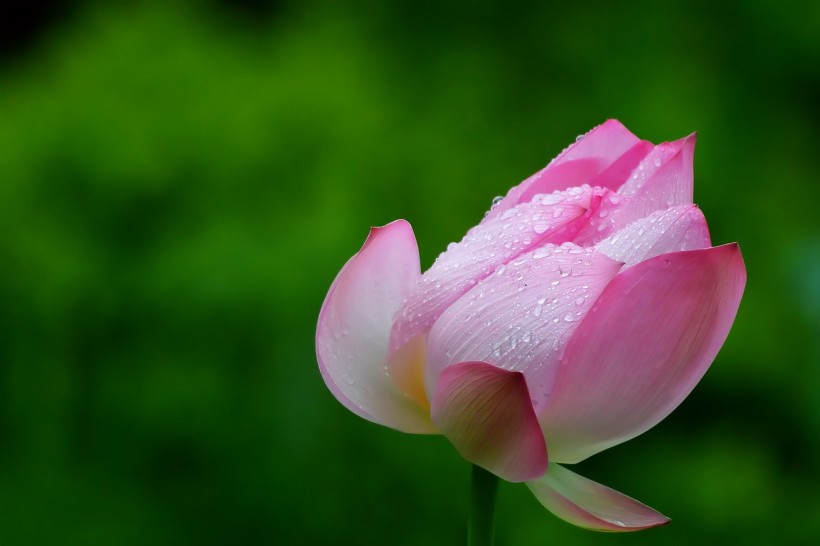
[
  {"xmin": 613, "ymin": 134, "xmax": 696, "ymax": 225},
  {"xmin": 595, "ymin": 205, "xmax": 711, "ymax": 268},
  {"xmin": 425, "ymin": 244, "xmax": 623, "ymax": 412},
  {"xmin": 431, "ymin": 361, "xmax": 547, "ymax": 482},
  {"xmin": 527, "ymin": 464, "xmax": 669, "ymax": 531},
  {"xmin": 316, "ymin": 220, "xmax": 436, "ymax": 433},
  {"xmin": 539, "ymin": 244, "xmax": 746, "ymax": 463},
  {"xmin": 391, "ymin": 187, "xmax": 597, "ymax": 353},
  {"xmin": 485, "ymin": 120, "xmax": 648, "ymax": 221}
]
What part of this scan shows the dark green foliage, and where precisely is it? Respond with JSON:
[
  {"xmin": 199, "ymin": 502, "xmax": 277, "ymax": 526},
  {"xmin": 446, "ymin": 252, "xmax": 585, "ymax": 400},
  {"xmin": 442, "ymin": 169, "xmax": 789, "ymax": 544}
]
[{"xmin": 0, "ymin": 1, "xmax": 817, "ymax": 544}]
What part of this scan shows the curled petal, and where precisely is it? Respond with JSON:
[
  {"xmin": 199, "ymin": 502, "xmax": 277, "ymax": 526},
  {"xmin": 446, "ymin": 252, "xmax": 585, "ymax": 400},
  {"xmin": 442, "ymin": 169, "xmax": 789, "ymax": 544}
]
[
  {"xmin": 613, "ymin": 134, "xmax": 696, "ymax": 225},
  {"xmin": 425, "ymin": 244, "xmax": 623, "ymax": 411},
  {"xmin": 595, "ymin": 205, "xmax": 711, "ymax": 268},
  {"xmin": 431, "ymin": 361, "xmax": 547, "ymax": 482},
  {"xmin": 316, "ymin": 220, "xmax": 435, "ymax": 433},
  {"xmin": 527, "ymin": 464, "xmax": 669, "ymax": 531},
  {"xmin": 486, "ymin": 120, "xmax": 647, "ymax": 220},
  {"xmin": 391, "ymin": 187, "xmax": 596, "ymax": 353},
  {"xmin": 540, "ymin": 244, "xmax": 747, "ymax": 463}
]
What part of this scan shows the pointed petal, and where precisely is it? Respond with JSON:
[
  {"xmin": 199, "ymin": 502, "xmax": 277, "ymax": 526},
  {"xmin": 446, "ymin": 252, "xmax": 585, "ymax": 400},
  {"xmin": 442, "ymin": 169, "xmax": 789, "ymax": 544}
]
[
  {"xmin": 425, "ymin": 244, "xmax": 623, "ymax": 412},
  {"xmin": 486, "ymin": 120, "xmax": 645, "ymax": 221},
  {"xmin": 391, "ymin": 187, "xmax": 596, "ymax": 352},
  {"xmin": 540, "ymin": 244, "xmax": 746, "ymax": 463},
  {"xmin": 613, "ymin": 134, "xmax": 696, "ymax": 226},
  {"xmin": 595, "ymin": 205, "xmax": 711, "ymax": 268},
  {"xmin": 431, "ymin": 361, "xmax": 547, "ymax": 482},
  {"xmin": 527, "ymin": 464, "xmax": 669, "ymax": 531},
  {"xmin": 587, "ymin": 140, "xmax": 654, "ymax": 191},
  {"xmin": 316, "ymin": 220, "xmax": 435, "ymax": 433}
]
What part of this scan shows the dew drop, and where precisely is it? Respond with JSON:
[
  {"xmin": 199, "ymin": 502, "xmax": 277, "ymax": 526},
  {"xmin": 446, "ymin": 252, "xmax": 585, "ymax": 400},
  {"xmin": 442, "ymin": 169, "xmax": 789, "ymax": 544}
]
[
  {"xmin": 539, "ymin": 193, "xmax": 566, "ymax": 205},
  {"xmin": 533, "ymin": 222, "xmax": 549, "ymax": 234}
]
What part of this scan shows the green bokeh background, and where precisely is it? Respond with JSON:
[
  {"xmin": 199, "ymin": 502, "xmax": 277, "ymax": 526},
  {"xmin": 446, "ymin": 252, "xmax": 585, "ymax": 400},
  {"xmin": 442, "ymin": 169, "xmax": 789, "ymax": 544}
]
[{"xmin": 1, "ymin": 1, "xmax": 818, "ymax": 544}]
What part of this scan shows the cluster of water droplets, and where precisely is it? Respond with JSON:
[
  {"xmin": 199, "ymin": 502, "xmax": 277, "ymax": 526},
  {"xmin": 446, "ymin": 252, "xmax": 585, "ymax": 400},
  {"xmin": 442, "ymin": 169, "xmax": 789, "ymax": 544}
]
[
  {"xmin": 394, "ymin": 187, "xmax": 599, "ymax": 348},
  {"xmin": 427, "ymin": 241, "xmax": 620, "ymax": 407},
  {"xmin": 595, "ymin": 205, "xmax": 708, "ymax": 267}
]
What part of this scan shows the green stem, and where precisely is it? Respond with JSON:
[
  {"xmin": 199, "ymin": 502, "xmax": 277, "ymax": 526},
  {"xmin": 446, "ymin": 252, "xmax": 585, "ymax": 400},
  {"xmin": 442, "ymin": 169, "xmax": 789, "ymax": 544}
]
[{"xmin": 468, "ymin": 465, "xmax": 499, "ymax": 546}]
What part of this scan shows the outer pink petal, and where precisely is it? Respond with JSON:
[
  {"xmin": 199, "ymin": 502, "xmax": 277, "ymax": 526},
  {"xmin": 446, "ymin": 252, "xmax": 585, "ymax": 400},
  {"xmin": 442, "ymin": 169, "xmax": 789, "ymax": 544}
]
[
  {"xmin": 431, "ymin": 361, "xmax": 547, "ymax": 482},
  {"xmin": 527, "ymin": 464, "xmax": 669, "ymax": 531},
  {"xmin": 595, "ymin": 205, "xmax": 711, "ymax": 268},
  {"xmin": 425, "ymin": 244, "xmax": 623, "ymax": 412},
  {"xmin": 540, "ymin": 244, "xmax": 746, "ymax": 463},
  {"xmin": 613, "ymin": 134, "xmax": 696, "ymax": 225},
  {"xmin": 485, "ymin": 120, "xmax": 648, "ymax": 221},
  {"xmin": 390, "ymin": 187, "xmax": 596, "ymax": 353},
  {"xmin": 316, "ymin": 220, "xmax": 436, "ymax": 433}
]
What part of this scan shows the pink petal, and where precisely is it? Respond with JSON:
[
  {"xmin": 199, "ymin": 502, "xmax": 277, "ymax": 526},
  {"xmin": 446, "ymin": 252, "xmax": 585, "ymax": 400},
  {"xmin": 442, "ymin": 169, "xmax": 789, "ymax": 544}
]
[
  {"xmin": 316, "ymin": 220, "xmax": 435, "ymax": 433},
  {"xmin": 485, "ymin": 120, "xmax": 647, "ymax": 221},
  {"xmin": 390, "ymin": 187, "xmax": 596, "ymax": 353},
  {"xmin": 595, "ymin": 205, "xmax": 711, "ymax": 268},
  {"xmin": 527, "ymin": 464, "xmax": 669, "ymax": 531},
  {"xmin": 431, "ymin": 361, "xmax": 547, "ymax": 482},
  {"xmin": 569, "ymin": 188, "xmax": 625, "ymax": 246},
  {"xmin": 539, "ymin": 244, "xmax": 746, "ymax": 463},
  {"xmin": 425, "ymin": 244, "xmax": 623, "ymax": 412},
  {"xmin": 613, "ymin": 134, "xmax": 696, "ymax": 226},
  {"xmin": 587, "ymin": 140, "xmax": 655, "ymax": 191}
]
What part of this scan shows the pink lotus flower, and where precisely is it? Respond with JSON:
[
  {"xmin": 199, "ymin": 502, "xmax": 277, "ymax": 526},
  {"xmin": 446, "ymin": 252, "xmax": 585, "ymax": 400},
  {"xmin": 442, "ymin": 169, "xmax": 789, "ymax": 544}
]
[{"xmin": 316, "ymin": 120, "xmax": 746, "ymax": 531}]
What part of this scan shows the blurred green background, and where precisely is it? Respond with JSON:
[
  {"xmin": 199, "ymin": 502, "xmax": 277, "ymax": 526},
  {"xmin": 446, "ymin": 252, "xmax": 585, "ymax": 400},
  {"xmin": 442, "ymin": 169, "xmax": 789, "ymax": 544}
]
[{"xmin": 0, "ymin": 0, "xmax": 818, "ymax": 544}]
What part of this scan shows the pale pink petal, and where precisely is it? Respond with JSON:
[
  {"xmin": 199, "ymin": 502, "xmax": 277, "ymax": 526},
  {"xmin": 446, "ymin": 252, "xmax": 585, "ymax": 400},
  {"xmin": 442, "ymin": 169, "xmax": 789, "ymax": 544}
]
[
  {"xmin": 595, "ymin": 205, "xmax": 711, "ymax": 268},
  {"xmin": 390, "ymin": 187, "xmax": 597, "ymax": 353},
  {"xmin": 431, "ymin": 361, "xmax": 547, "ymax": 482},
  {"xmin": 540, "ymin": 244, "xmax": 746, "ymax": 463},
  {"xmin": 527, "ymin": 464, "xmax": 669, "ymax": 531},
  {"xmin": 613, "ymin": 134, "xmax": 696, "ymax": 226},
  {"xmin": 425, "ymin": 244, "xmax": 623, "ymax": 412},
  {"xmin": 316, "ymin": 220, "xmax": 436, "ymax": 433},
  {"xmin": 485, "ymin": 120, "xmax": 647, "ymax": 221},
  {"xmin": 569, "ymin": 188, "xmax": 626, "ymax": 246}
]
